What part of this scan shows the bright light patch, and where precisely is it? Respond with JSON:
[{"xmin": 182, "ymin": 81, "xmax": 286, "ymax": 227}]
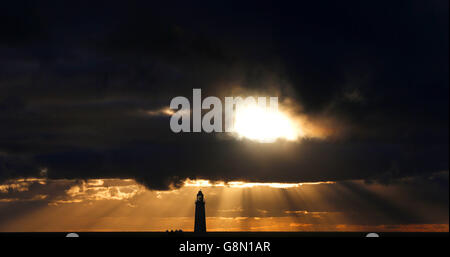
[
  {"xmin": 232, "ymin": 104, "xmax": 302, "ymax": 143},
  {"xmin": 183, "ymin": 179, "xmax": 335, "ymax": 188}
]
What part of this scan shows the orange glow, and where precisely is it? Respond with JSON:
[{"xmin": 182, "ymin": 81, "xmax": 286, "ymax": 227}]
[
  {"xmin": 0, "ymin": 177, "xmax": 447, "ymax": 232},
  {"xmin": 183, "ymin": 179, "xmax": 335, "ymax": 188}
]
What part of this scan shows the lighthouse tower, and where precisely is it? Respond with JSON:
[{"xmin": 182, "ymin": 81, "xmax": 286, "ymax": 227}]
[{"xmin": 194, "ymin": 190, "xmax": 206, "ymax": 233}]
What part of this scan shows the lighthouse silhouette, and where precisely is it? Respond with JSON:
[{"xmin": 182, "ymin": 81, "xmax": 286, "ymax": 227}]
[{"xmin": 194, "ymin": 190, "xmax": 206, "ymax": 233}]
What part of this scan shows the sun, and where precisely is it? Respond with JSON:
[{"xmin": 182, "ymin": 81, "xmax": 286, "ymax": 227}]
[{"xmin": 232, "ymin": 104, "xmax": 302, "ymax": 143}]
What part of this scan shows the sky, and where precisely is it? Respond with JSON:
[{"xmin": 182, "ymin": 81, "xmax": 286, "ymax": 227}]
[{"xmin": 0, "ymin": 1, "xmax": 448, "ymax": 232}]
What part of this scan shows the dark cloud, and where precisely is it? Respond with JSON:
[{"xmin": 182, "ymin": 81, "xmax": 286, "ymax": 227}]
[{"xmin": 0, "ymin": 1, "xmax": 448, "ymax": 190}]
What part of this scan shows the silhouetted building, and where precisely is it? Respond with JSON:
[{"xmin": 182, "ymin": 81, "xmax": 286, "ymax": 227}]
[{"xmin": 194, "ymin": 190, "xmax": 206, "ymax": 233}]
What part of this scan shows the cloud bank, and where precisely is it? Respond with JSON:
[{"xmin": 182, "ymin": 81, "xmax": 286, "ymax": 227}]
[{"xmin": 0, "ymin": 1, "xmax": 448, "ymax": 190}]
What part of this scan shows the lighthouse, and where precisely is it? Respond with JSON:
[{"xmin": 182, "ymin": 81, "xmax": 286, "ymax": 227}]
[{"xmin": 194, "ymin": 190, "xmax": 206, "ymax": 233}]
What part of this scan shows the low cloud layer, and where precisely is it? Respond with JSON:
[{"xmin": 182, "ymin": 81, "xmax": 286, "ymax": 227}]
[{"xmin": 0, "ymin": 174, "xmax": 448, "ymax": 231}]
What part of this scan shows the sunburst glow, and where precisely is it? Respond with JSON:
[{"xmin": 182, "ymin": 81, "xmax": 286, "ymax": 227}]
[
  {"xmin": 182, "ymin": 179, "xmax": 335, "ymax": 188},
  {"xmin": 232, "ymin": 104, "xmax": 302, "ymax": 143}
]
